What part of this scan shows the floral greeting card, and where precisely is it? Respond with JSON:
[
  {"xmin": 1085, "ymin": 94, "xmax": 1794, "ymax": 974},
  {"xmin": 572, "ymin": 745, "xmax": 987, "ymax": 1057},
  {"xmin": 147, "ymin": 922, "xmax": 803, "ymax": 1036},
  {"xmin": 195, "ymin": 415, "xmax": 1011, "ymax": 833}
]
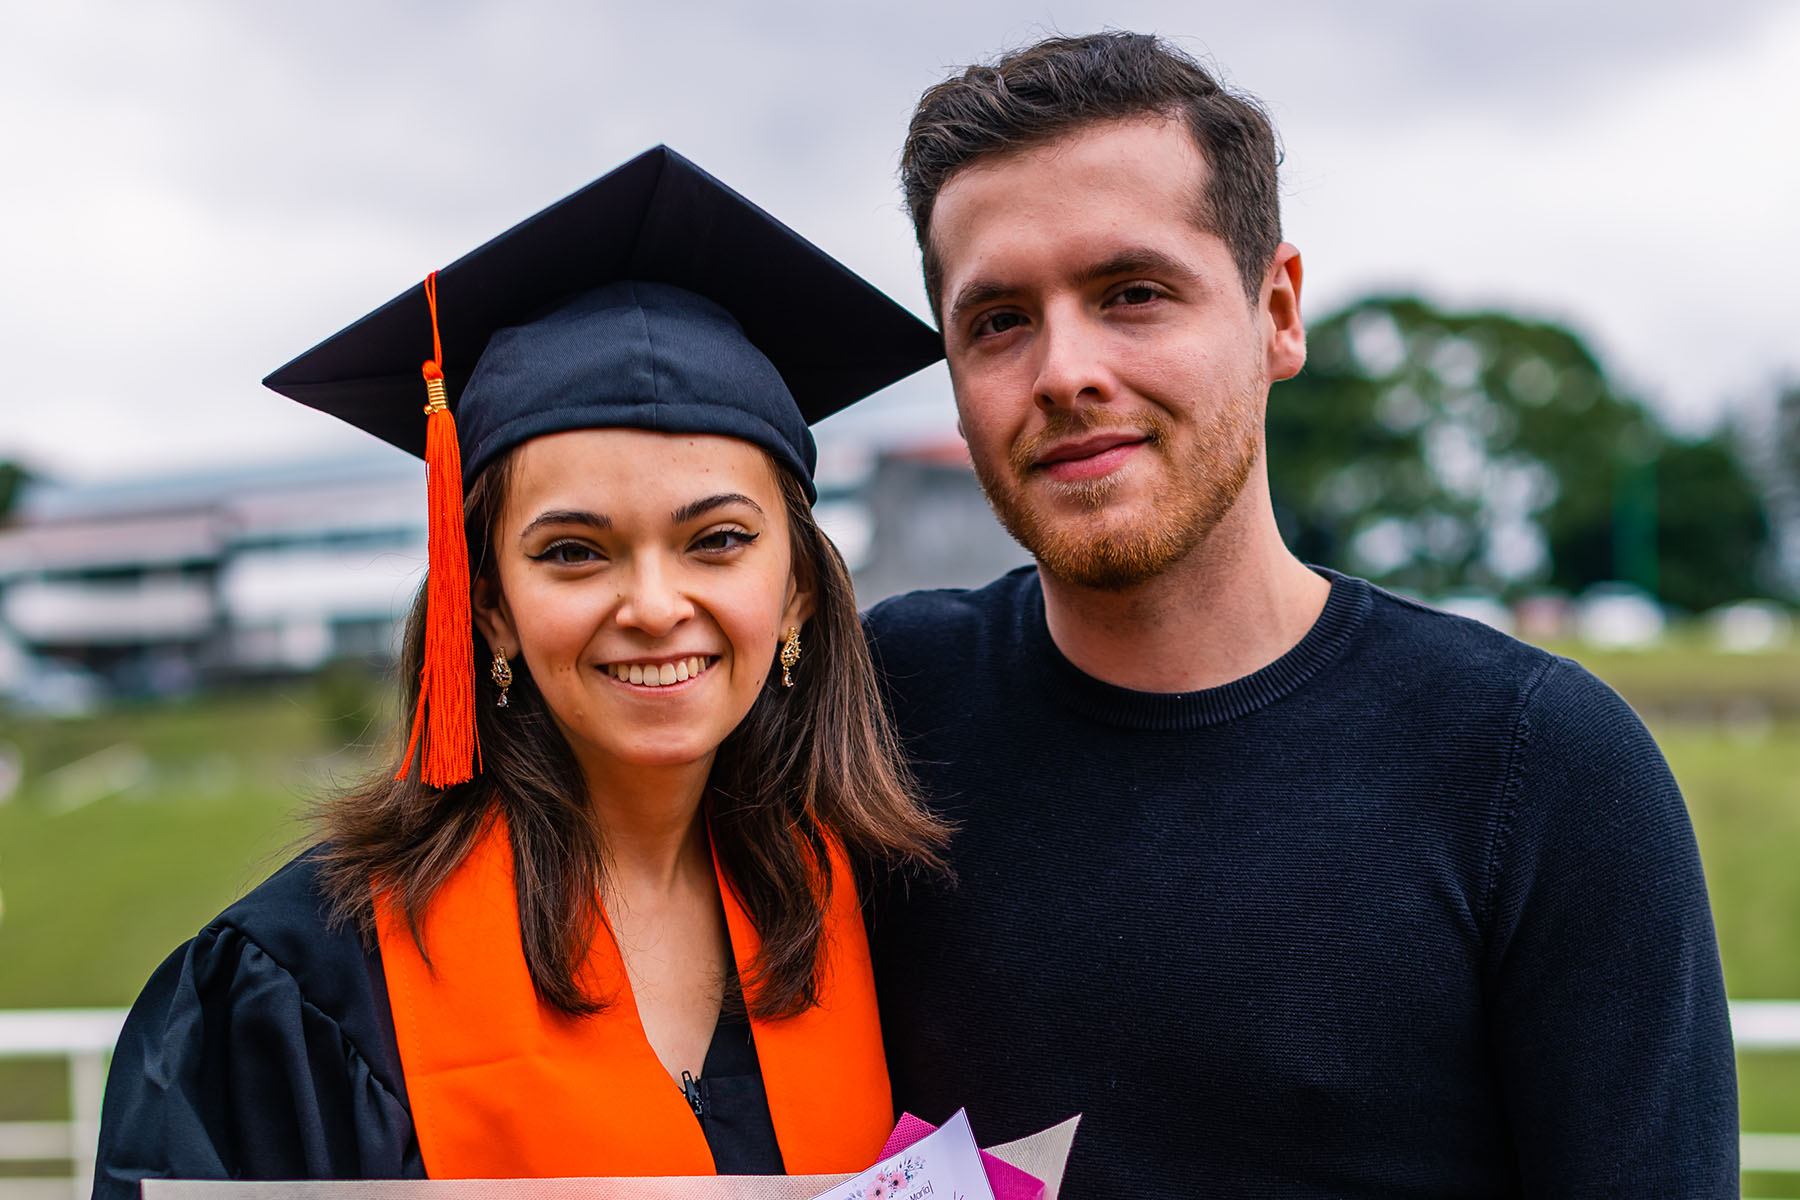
[{"xmin": 811, "ymin": 1109, "xmax": 994, "ymax": 1200}]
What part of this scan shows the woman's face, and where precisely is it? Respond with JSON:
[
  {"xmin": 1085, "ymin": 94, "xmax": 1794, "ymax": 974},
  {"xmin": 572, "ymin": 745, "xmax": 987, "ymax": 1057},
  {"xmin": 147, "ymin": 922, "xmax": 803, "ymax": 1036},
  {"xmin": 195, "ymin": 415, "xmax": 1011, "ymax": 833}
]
[{"xmin": 474, "ymin": 428, "xmax": 811, "ymax": 780}]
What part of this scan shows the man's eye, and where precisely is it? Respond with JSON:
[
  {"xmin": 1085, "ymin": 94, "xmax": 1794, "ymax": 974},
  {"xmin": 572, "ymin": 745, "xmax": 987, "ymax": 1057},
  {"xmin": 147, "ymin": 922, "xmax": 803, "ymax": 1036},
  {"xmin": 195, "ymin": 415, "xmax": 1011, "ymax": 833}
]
[
  {"xmin": 973, "ymin": 311, "xmax": 1027, "ymax": 338},
  {"xmin": 1114, "ymin": 285, "xmax": 1160, "ymax": 306}
]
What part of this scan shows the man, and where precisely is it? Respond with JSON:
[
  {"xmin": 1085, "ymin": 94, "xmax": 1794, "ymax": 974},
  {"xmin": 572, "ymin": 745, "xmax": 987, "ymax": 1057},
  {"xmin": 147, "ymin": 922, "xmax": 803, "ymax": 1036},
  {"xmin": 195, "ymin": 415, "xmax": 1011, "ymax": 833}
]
[{"xmin": 864, "ymin": 32, "xmax": 1736, "ymax": 1197}]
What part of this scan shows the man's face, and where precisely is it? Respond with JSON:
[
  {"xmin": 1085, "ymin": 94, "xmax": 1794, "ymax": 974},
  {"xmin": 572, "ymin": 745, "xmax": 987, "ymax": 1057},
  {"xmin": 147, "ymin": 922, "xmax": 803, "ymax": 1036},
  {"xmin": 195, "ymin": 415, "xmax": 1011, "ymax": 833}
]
[{"xmin": 930, "ymin": 115, "xmax": 1302, "ymax": 590}]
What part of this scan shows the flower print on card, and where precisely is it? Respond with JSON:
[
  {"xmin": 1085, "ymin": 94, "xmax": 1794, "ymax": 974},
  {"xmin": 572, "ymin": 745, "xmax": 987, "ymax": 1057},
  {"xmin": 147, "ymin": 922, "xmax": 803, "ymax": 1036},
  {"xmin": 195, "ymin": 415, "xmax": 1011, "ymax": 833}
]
[{"xmin": 814, "ymin": 1109, "xmax": 995, "ymax": 1200}]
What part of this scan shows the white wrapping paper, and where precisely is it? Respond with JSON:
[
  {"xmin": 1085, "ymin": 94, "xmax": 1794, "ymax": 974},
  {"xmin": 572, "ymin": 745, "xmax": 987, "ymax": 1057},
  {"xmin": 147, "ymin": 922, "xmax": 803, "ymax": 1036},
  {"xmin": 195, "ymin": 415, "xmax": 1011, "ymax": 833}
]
[{"xmin": 141, "ymin": 1116, "xmax": 1080, "ymax": 1200}]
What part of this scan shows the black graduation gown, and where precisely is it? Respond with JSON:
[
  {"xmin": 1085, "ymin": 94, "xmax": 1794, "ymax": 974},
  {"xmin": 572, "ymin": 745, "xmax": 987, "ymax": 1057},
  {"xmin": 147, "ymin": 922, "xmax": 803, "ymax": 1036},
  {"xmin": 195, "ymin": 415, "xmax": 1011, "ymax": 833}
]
[{"xmin": 93, "ymin": 850, "xmax": 782, "ymax": 1199}]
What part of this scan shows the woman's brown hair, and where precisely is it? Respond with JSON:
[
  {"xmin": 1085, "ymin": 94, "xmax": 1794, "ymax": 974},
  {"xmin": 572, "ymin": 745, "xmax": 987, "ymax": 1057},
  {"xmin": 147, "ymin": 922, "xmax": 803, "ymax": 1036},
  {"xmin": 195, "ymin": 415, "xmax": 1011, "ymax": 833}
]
[{"xmin": 316, "ymin": 450, "xmax": 948, "ymax": 1018}]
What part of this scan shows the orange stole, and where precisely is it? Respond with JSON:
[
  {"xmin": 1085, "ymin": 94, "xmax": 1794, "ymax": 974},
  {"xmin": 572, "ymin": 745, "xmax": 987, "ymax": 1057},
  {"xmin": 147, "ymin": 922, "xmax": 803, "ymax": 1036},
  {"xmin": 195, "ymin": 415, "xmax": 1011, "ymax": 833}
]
[{"xmin": 375, "ymin": 818, "xmax": 893, "ymax": 1177}]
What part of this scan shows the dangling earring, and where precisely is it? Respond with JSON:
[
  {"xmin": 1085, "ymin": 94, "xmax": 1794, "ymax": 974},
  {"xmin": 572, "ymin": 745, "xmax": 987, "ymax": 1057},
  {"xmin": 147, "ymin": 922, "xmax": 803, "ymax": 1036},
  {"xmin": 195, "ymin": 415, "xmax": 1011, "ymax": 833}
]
[
  {"xmin": 490, "ymin": 649, "xmax": 513, "ymax": 708},
  {"xmin": 779, "ymin": 627, "xmax": 801, "ymax": 688}
]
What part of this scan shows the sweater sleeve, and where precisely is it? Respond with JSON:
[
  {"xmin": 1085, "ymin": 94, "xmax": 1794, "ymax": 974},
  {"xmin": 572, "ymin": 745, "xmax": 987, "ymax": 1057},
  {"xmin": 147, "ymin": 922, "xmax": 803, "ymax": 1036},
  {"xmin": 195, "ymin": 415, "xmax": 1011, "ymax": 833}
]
[
  {"xmin": 1483, "ymin": 657, "xmax": 1737, "ymax": 1196},
  {"xmin": 93, "ymin": 921, "xmax": 421, "ymax": 1198}
]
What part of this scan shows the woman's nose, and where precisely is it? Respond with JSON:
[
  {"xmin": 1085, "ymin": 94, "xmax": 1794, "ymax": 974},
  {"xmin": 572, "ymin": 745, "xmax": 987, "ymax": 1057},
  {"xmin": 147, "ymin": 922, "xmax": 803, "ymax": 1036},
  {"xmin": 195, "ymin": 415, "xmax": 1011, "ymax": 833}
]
[{"xmin": 613, "ymin": 557, "xmax": 694, "ymax": 636}]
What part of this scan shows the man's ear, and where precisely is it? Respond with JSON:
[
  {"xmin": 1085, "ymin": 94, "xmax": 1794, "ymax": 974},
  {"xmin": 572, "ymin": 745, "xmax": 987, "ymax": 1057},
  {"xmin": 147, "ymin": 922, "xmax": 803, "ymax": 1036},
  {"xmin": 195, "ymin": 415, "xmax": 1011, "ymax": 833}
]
[
  {"xmin": 1264, "ymin": 242, "xmax": 1306, "ymax": 383},
  {"xmin": 472, "ymin": 575, "xmax": 517, "ymax": 655}
]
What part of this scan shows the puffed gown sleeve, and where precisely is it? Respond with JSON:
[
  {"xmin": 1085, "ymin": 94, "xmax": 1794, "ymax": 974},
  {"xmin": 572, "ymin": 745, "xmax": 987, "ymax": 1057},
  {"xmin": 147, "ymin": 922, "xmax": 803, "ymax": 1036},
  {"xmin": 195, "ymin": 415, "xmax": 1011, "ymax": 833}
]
[{"xmin": 93, "ymin": 853, "xmax": 424, "ymax": 1199}]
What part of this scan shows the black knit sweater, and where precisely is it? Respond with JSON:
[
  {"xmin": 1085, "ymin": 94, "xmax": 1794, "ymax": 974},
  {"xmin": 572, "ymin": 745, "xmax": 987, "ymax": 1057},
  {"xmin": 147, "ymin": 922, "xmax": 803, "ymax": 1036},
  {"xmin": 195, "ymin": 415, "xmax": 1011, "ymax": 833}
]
[{"xmin": 865, "ymin": 567, "xmax": 1736, "ymax": 1198}]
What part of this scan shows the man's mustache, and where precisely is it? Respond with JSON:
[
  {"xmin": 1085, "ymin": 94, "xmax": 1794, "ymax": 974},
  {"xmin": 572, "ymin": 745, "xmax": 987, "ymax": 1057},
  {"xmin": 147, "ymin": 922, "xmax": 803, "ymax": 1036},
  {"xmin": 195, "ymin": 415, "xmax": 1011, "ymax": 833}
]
[{"xmin": 1009, "ymin": 410, "xmax": 1167, "ymax": 475}]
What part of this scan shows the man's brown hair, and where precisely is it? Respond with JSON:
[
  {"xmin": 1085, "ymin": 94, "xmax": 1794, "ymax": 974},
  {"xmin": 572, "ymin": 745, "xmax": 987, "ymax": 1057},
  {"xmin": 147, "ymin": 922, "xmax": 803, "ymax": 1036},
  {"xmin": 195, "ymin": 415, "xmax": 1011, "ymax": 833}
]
[{"xmin": 902, "ymin": 31, "xmax": 1282, "ymax": 314}]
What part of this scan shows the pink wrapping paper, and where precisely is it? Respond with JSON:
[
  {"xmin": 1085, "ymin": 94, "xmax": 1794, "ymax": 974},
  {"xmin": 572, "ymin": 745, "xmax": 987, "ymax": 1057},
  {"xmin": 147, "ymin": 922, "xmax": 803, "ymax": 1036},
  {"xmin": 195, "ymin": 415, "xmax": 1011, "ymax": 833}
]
[{"xmin": 877, "ymin": 1113, "xmax": 1044, "ymax": 1200}]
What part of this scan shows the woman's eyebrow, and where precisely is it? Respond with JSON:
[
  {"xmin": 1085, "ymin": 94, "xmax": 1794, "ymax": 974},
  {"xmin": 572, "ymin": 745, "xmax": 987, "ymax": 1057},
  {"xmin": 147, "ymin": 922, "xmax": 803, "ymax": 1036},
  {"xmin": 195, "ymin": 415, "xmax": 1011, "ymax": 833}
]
[
  {"xmin": 519, "ymin": 510, "xmax": 611, "ymax": 539},
  {"xmin": 671, "ymin": 493, "xmax": 763, "ymax": 525}
]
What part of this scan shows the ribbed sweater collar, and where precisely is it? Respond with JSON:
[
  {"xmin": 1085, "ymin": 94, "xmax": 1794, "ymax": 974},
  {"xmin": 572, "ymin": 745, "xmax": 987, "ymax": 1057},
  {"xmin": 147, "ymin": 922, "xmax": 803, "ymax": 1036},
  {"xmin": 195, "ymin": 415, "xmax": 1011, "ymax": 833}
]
[{"xmin": 1021, "ymin": 566, "xmax": 1370, "ymax": 731}]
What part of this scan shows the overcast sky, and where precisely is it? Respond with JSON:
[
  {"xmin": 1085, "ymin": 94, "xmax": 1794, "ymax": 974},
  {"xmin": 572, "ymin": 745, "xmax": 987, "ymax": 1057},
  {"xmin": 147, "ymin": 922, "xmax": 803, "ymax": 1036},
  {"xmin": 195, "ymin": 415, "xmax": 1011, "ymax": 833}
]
[{"xmin": 3, "ymin": 0, "xmax": 1796, "ymax": 482}]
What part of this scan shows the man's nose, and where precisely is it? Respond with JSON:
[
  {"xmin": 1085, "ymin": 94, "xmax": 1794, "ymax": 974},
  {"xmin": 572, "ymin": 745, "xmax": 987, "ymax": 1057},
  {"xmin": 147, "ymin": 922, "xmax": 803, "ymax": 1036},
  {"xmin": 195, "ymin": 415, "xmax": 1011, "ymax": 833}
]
[{"xmin": 1031, "ymin": 306, "xmax": 1110, "ymax": 410}]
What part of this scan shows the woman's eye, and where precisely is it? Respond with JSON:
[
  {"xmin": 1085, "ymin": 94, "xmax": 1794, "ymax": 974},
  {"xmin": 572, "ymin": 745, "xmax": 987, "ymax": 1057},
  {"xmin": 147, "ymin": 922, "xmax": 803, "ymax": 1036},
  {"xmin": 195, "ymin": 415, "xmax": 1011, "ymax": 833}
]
[
  {"xmin": 532, "ymin": 541, "xmax": 600, "ymax": 565},
  {"xmin": 692, "ymin": 529, "xmax": 758, "ymax": 553}
]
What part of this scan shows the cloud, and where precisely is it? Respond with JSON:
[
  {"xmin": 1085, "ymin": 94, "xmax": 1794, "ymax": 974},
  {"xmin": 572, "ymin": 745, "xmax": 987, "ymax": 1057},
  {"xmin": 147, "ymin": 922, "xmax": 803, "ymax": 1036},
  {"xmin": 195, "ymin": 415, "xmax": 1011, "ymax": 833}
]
[
  {"xmin": 1, "ymin": 0, "xmax": 1793, "ymax": 478},
  {"xmin": 1284, "ymin": 0, "xmax": 1800, "ymax": 427}
]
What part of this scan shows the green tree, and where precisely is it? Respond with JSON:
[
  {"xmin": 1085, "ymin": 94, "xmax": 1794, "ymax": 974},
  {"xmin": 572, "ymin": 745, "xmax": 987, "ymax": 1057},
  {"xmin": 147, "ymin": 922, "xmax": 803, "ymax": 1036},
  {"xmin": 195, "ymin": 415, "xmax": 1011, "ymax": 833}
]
[
  {"xmin": 1267, "ymin": 296, "xmax": 1768, "ymax": 610},
  {"xmin": 1779, "ymin": 382, "xmax": 1800, "ymax": 481},
  {"xmin": 0, "ymin": 461, "xmax": 30, "ymax": 524},
  {"xmin": 1653, "ymin": 435, "xmax": 1770, "ymax": 611}
]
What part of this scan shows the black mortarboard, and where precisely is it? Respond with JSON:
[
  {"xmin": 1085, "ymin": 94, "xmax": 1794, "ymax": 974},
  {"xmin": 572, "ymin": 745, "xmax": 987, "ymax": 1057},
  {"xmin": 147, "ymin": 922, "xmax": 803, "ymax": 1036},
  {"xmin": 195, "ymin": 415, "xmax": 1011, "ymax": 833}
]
[
  {"xmin": 263, "ymin": 145, "xmax": 943, "ymax": 501},
  {"xmin": 260, "ymin": 147, "xmax": 942, "ymax": 790}
]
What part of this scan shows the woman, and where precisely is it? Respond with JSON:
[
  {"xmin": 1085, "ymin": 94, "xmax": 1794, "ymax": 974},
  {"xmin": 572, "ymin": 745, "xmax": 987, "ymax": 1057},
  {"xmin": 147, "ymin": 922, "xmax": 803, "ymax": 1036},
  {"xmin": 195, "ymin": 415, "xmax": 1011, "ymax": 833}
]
[{"xmin": 93, "ymin": 147, "xmax": 949, "ymax": 1194}]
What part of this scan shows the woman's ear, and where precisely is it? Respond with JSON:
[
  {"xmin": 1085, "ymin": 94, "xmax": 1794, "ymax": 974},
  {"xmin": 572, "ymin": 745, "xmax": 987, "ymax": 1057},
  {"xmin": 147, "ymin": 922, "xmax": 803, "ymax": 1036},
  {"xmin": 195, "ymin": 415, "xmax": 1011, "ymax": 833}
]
[
  {"xmin": 472, "ymin": 575, "xmax": 517, "ymax": 655},
  {"xmin": 780, "ymin": 557, "xmax": 816, "ymax": 634}
]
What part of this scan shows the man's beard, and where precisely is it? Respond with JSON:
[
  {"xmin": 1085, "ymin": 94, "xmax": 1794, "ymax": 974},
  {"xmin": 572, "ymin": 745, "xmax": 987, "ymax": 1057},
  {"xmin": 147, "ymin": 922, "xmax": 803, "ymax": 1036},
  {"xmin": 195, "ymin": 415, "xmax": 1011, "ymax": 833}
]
[{"xmin": 971, "ymin": 401, "xmax": 1261, "ymax": 592}]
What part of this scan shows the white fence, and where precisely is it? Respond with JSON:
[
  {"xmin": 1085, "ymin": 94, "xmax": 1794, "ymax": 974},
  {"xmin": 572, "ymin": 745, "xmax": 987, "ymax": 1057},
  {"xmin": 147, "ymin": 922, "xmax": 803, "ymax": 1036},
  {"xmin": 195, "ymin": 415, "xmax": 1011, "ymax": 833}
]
[
  {"xmin": 4, "ymin": 1002, "xmax": 1800, "ymax": 1197},
  {"xmin": 0, "ymin": 1009, "xmax": 122, "ymax": 1200},
  {"xmin": 1737, "ymin": 1001, "xmax": 1800, "ymax": 1179}
]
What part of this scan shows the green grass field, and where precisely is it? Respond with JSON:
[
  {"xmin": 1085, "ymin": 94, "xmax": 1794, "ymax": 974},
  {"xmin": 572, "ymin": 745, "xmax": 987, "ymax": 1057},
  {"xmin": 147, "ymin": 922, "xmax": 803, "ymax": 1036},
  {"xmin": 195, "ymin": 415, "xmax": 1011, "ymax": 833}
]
[
  {"xmin": 0, "ymin": 670, "xmax": 386, "ymax": 1015},
  {"xmin": 1, "ymin": 643, "xmax": 1797, "ymax": 1189}
]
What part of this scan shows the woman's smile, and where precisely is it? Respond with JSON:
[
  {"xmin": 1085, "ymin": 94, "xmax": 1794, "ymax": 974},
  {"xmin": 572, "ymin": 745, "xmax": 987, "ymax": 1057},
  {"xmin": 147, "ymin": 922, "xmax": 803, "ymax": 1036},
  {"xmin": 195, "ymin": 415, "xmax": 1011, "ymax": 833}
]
[{"xmin": 601, "ymin": 655, "xmax": 719, "ymax": 689}]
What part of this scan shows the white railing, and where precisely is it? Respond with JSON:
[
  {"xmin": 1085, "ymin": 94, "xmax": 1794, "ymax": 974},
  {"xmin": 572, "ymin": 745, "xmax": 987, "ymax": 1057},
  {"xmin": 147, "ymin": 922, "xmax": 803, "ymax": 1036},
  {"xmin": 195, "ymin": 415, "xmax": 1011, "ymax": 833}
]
[
  {"xmin": 3, "ymin": 1002, "xmax": 1799, "ymax": 1196},
  {"xmin": 0, "ymin": 1009, "xmax": 124, "ymax": 1200},
  {"xmin": 1735, "ymin": 1001, "xmax": 1800, "ymax": 1178}
]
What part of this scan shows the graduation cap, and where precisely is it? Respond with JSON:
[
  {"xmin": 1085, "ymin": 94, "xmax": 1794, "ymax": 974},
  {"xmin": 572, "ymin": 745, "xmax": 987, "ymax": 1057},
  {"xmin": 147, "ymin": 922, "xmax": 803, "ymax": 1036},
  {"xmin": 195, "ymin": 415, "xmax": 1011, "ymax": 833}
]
[
  {"xmin": 263, "ymin": 145, "xmax": 943, "ymax": 789},
  {"xmin": 265, "ymin": 145, "xmax": 942, "ymax": 492}
]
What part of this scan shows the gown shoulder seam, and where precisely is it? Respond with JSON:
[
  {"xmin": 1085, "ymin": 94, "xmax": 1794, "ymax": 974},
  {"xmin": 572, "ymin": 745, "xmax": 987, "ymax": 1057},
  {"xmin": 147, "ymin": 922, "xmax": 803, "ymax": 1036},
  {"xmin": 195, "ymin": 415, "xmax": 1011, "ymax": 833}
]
[{"xmin": 211, "ymin": 914, "xmax": 410, "ymax": 1112}]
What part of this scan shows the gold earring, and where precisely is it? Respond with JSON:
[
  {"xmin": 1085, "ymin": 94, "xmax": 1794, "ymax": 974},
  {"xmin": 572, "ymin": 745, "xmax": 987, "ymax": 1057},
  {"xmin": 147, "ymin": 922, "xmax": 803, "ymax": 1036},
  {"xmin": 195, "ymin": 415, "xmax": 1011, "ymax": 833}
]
[
  {"xmin": 491, "ymin": 649, "xmax": 513, "ymax": 708},
  {"xmin": 779, "ymin": 627, "xmax": 801, "ymax": 688}
]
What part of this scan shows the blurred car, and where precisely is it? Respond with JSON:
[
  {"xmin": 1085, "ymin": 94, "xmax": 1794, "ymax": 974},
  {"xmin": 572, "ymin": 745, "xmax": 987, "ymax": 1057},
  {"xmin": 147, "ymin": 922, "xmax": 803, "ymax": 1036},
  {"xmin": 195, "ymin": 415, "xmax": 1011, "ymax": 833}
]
[
  {"xmin": 1705, "ymin": 599, "xmax": 1793, "ymax": 654},
  {"xmin": 1574, "ymin": 583, "xmax": 1666, "ymax": 649}
]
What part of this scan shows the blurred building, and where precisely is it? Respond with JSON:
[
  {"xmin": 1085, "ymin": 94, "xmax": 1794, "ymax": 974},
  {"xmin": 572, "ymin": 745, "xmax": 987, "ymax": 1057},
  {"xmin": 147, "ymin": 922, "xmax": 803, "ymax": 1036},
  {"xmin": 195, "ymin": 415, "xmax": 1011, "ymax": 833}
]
[
  {"xmin": 848, "ymin": 441, "xmax": 1032, "ymax": 606},
  {"xmin": 0, "ymin": 455, "xmax": 427, "ymax": 698},
  {"xmin": 0, "ymin": 441, "xmax": 1027, "ymax": 702}
]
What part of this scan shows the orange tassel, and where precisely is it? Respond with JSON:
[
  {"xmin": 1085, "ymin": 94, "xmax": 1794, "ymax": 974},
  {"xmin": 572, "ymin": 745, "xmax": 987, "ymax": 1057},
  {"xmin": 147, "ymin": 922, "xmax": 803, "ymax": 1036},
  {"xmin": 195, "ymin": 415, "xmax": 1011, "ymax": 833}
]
[{"xmin": 398, "ymin": 272, "xmax": 479, "ymax": 787}]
